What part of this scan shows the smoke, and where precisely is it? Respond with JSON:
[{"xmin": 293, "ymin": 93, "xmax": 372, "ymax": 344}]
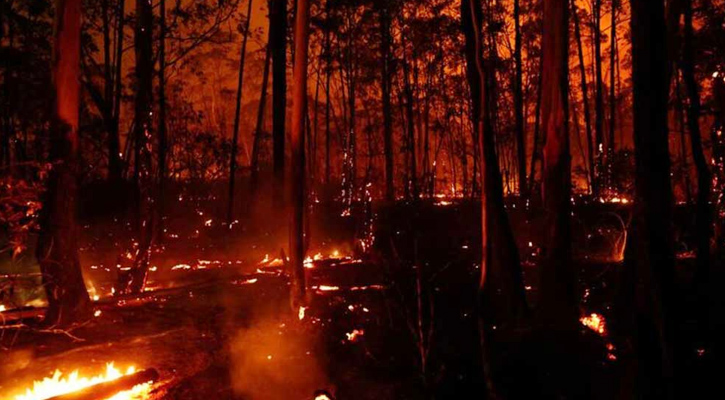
[{"xmin": 228, "ymin": 315, "xmax": 330, "ymax": 400}]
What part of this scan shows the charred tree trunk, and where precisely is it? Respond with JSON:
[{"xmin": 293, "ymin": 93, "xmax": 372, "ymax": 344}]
[
  {"xmin": 157, "ymin": 0, "xmax": 167, "ymax": 237},
  {"xmin": 37, "ymin": 0, "xmax": 91, "ymax": 326},
  {"xmin": 228, "ymin": 0, "xmax": 254, "ymax": 225},
  {"xmin": 681, "ymin": 0, "xmax": 712, "ymax": 289},
  {"xmin": 324, "ymin": 0, "xmax": 331, "ymax": 187},
  {"xmin": 289, "ymin": 0, "xmax": 310, "ymax": 310},
  {"xmin": 528, "ymin": 56, "xmax": 544, "ymax": 193},
  {"xmin": 380, "ymin": 2, "xmax": 394, "ymax": 202},
  {"xmin": 572, "ymin": 0, "xmax": 595, "ymax": 193},
  {"xmin": 251, "ymin": 42, "xmax": 272, "ymax": 190},
  {"xmin": 462, "ymin": 0, "xmax": 528, "ymax": 393},
  {"xmin": 607, "ymin": 0, "xmax": 617, "ymax": 165},
  {"xmin": 539, "ymin": 0, "xmax": 575, "ymax": 326},
  {"xmin": 271, "ymin": 0, "xmax": 287, "ymax": 204},
  {"xmin": 513, "ymin": 0, "xmax": 526, "ymax": 197},
  {"xmin": 122, "ymin": 0, "xmax": 155, "ymax": 295},
  {"xmin": 593, "ymin": 0, "xmax": 604, "ymax": 197},
  {"xmin": 571, "ymin": 0, "xmax": 596, "ymax": 194},
  {"xmin": 109, "ymin": 0, "xmax": 124, "ymax": 183},
  {"xmin": 623, "ymin": 0, "xmax": 677, "ymax": 395}
]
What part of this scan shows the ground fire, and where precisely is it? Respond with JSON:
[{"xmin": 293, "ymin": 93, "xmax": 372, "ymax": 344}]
[{"xmin": 1, "ymin": 0, "xmax": 724, "ymax": 398}]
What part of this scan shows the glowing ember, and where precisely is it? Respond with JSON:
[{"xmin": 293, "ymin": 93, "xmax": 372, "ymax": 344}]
[
  {"xmin": 298, "ymin": 306, "xmax": 307, "ymax": 320},
  {"xmin": 580, "ymin": 313, "xmax": 606, "ymax": 335},
  {"xmin": 345, "ymin": 329, "xmax": 365, "ymax": 342},
  {"xmin": 0, "ymin": 304, "xmax": 6, "ymax": 312},
  {"xmin": 317, "ymin": 285, "xmax": 340, "ymax": 292},
  {"xmin": 171, "ymin": 264, "xmax": 191, "ymax": 270},
  {"xmin": 15, "ymin": 363, "xmax": 151, "ymax": 400}
]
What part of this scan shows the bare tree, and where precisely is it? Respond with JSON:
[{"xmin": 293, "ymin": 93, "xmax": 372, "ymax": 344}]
[
  {"xmin": 271, "ymin": 0, "xmax": 287, "ymax": 204},
  {"xmin": 37, "ymin": 0, "xmax": 91, "ymax": 326}
]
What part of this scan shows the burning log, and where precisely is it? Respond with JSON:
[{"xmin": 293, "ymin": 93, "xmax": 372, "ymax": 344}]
[{"xmin": 44, "ymin": 368, "xmax": 158, "ymax": 400}]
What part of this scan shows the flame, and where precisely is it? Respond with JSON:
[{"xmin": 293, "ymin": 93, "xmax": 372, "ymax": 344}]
[
  {"xmin": 345, "ymin": 329, "xmax": 364, "ymax": 342},
  {"xmin": 15, "ymin": 363, "xmax": 151, "ymax": 400},
  {"xmin": 298, "ymin": 306, "xmax": 307, "ymax": 320},
  {"xmin": 580, "ymin": 313, "xmax": 606, "ymax": 335}
]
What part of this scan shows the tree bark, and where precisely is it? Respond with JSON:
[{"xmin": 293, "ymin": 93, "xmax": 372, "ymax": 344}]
[
  {"xmin": 37, "ymin": 0, "xmax": 91, "ymax": 326},
  {"xmin": 271, "ymin": 0, "xmax": 287, "ymax": 204},
  {"xmin": 513, "ymin": 0, "xmax": 526, "ymax": 197},
  {"xmin": 289, "ymin": 0, "xmax": 310, "ymax": 310},
  {"xmin": 681, "ymin": 0, "xmax": 712, "ymax": 289},
  {"xmin": 539, "ymin": 0, "xmax": 575, "ymax": 326},
  {"xmin": 251, "ymin": 42, "xmax": 272, "ymax": 190},
  {"xmin": 380, "ymin": 1, "xmax": 394, "ymax": 202},
  {"xmin": 109, "ymin": 0, "xmax": 124, "ymax": 183},
  {"xmin": 158, "ymin": 0, "xmax": 168, "ymax": 237},
  {"xmin": 624, "ymin": 0, "xmax": 677, "ymax": 395},
  {"xmin": 607, "ymin": 0, "xmax": 617, "ymax": 166},
  {"xmin": 571, "ymin": 0, "xmax": 594, "ymax": 193},
  {"xmin": 593, "ymin": 0, "xmax": 604, "ymax": 197},
  {"xmin": 228, "ymin": 0, "xmax": 254, "ymax": 225}
]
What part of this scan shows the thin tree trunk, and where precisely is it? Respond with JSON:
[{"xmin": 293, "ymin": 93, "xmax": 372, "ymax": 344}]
[
  {"xmin": 623, "ymin": 0, "xmax": 676, "ymax": 395},
  {"xmin": 401, "ymin": 34, "xmax": 417, "ymax": 199},
  {"xmin": 539, "ymin": 0, "xmax": 575, "ymax": 326},
  {"xmin": 607, "ymin": 0, "xmax": 616, "ymax": 173},
  {"xmin": 289, "ymin": 0, "xmax": 310, "ymax": 310},
  {"xmin": 528, "ymin": 56, "xmax": 544, "ymax": 193},
  {"xmin": 228, "ymin": 0, "xmax": 254, "ymax": 225},
  {"xmin": 681, "ymin": 0, "xmax": 712, "ymax": 288},
  {"xmin": 158, "ymin": 0, "xmax": 167, "ymax": 237},
  {"xmin": 381, "ymin": 3, "xmax": 394, "ymax": 201},
  {"xmin": 108, "ymin": 0, "xmax": 124, "ymax": 183},
  {"xmin": 324, "ymin": 0, "xmax": 331, "ymax": 186},
  {"xmin": 462, "ymin": 0, "xmax": 528, "ymax": 394},
  {"xmin": 571, "ymin": 0, "xmax": 595, "ymax": 193},
  {"xmin": 37, "ymin": 0, "xmax": 91, "ymax": 326},
  {"xmin": 251, "ymin": 42, "xmax": 272, "ymax": 190},
  {"xmin": 271, "ymin": 0, "xmax": 287, "ymax": 204},
  {"xmin": 593, "ymin": 0, "xmax": 604, "ymax": 196},
  {"xmin": 513, "ymin": 0, "xmax": 526, "ymax": 197}
]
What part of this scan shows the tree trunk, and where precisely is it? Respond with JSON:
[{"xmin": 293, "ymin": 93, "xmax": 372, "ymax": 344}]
[
  {"xmin": 324, "ymin": 0, "xmax": 331, "ymax": 187},
  {"xmin": 513, "ymin": 0, "xmax": 526, "ymax": 197},
  {"xmin": 593, "ymin": 0, "xmax": 604, "ymax": 197},
  {"xmin": 539, "ymin": 0, "xmax": 575, "ymax": 326},
  {"xmin": 381, "ymin": 2, "xmax": 394, "ymax": 202},
  {"xmin": 571, "ymin": 0, "xmax": 595, "ymax": 193},
  {"xmin": 109, "ymin": 0, "xmax": 124, "ymax": 183},
  {"xmin": 528, "ymin": 56, "xmax": 544, "ymax": 193},
  {"xmin": 624, "ymin": 0, "xmax": 677, "ymax": 395},
  {"xmin": 228, "ymin": 0, "xmax": 254, "ymax": 225},
  {"xmin": 402, "ymin": 35, "xmax": 417, "ymax": 199},
  {"xmin": 607, "ymin": 0, "xmax": 617, "ymax": 174},
  {"xmin": 681, "ymin": 0, "xmax": 712, "ymax": 289},
  {"xmin": 251, "ymin": 42, "xmax": 272, "ymax": 190},
  {"xmin": 289, "ymin": 0, "xmax": 310, "ymax": 311},
  {"xmin": 271, "ymin": 0, "xmax": 287, "ymax": 204},
  {"xmin": 158, "ymin": 0, "xmax": 168, "ymax": 237},
  {"xmin": 121, "ymin": 0, "xmax": 155, "ymax": 295},
  {"xmin": 37, "ymin": 0, "xmax": 91, "ymax": 326}
]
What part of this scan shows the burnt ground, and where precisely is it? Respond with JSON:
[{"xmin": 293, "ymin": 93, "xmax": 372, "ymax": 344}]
[{"xmin": 1, "ymin": 196, "xmax": 724, "ymax": 399}]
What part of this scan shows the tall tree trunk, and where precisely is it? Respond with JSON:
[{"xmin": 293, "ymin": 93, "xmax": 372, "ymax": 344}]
[
  {"xmin": 462, "ymin": 0, "xmax": 528, "ymax": 393},
  {"xmin": 123, "ymin": 0, "xmax": 155, "ymax": 295},
  {"xmin": 108, "ymin": 0, "xmax": 124, "ymax": 183},
  {"xmin": 271, "ymin": 0, "xmax": 287, "ymax": 204},
  {"xmin": 380, "ymin": 2, "xmax": 394, "ymax": 202},
  {"xmin": 513, "ymin": 0, "xmax": 526, "ymax": 197},
  {"xmin": 571, "ymin": 0, "xmax": 595, "ymax": 193},
  {"xmin": 158, "ymin": 0, "xmax": 167, "ymax": 237},
  {"xmin": 401, "ymin": 35, "xmax": 417, "ymax": 199},
  {"xmin": 37, "ymin": 0, "xmax": 91, "ymax": 326},
  {"xmin": 228, "ymin": 0, "xmax": 254, "ymax": 225},
  {"xmin": 289, "ymin": 0, "xmax": 310, "ymax": 311},
  {"xmin": 539, "ymin": 0, "xmax": 575, "ymax": 326},
  {"xmin": 251, "ymin": 42, "xmax": 272, "ymax": 190},
  {"xmin": 528, "ymin": 56, "xmax": 544, "ymax": 193},
  {"xmin": 681, "ymin": 0, "xmax": 712, "ymax": 289},
  {"xmin": 607, "ymin": 0, "xmax": 617, "ymax": 175},
  {"xmin": 624, "ymin": 0, "xmax": 676, "ymax": 394},
  {"xmin": 324, "ymin": 0, "xmax": 331, "ymax": 187},
  {"xmin": 593, "ymin": 0, "xmax": 604, "ymax": 197}
]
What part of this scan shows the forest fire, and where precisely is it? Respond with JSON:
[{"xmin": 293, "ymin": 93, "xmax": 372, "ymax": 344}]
[
  {"xmin": 580, "ymin": 313, "xmax": 607, "ymax": 335},
  {"xmin": 14, "ymin": 363, "xmax": 155, "ymax": 400}
]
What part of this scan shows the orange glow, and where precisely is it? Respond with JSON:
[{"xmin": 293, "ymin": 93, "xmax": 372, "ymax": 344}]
[
  {"xmin": 15, "ymin": 363, "xmax": 151, "ymax": 400},
  {"xmin": 580, "ymin": 313, "xmax": 606, "ymax": 335}
]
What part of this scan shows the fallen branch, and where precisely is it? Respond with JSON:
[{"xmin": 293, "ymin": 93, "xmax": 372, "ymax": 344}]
[{"xmin": 46, "ymin": 368, "xmax": 159, "ymax": 400}]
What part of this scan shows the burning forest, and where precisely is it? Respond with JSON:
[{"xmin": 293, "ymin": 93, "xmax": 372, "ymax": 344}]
[{"xmin": 1, "ymin": 0, "xmax": 725, "ymax": 398}]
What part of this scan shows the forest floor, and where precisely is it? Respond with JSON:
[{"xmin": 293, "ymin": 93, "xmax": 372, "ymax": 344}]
[{"xmin": 1, "ymin": 195, "xmax": 723, "ymax": 399}]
